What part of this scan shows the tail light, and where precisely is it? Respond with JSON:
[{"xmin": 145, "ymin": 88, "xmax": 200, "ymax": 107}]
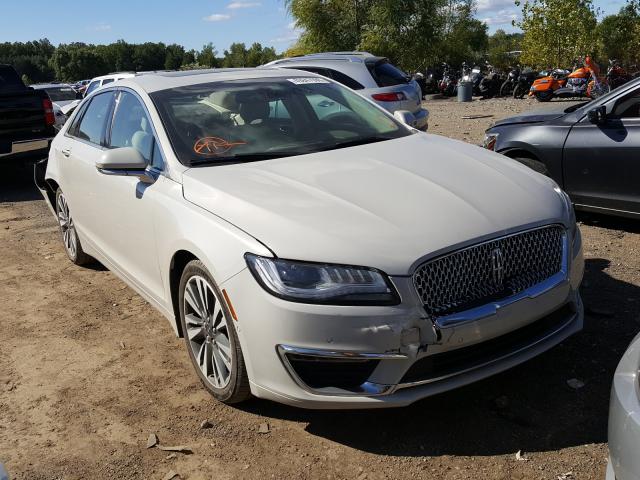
[
  {"xmin": 371, "ymin": 92, "xmax": 407, "ymax": 102},
  {"xmin": 43, "ymin": 98, "xmax": 55, "ymax": 126}
]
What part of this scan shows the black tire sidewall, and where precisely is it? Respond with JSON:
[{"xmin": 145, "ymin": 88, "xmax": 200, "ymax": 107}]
[{"xmin": 178, "ymin": 260, "xmax": 248, "ymax": 403}]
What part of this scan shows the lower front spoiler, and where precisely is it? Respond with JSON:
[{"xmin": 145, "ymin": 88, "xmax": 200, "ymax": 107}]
[{"xmin": 256, "ymin": 298, "xmax": 583, "ymax": 409}]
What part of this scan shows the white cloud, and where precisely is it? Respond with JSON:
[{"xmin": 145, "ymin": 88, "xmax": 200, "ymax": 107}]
[
  {"xmin": 88, "ymin": 23, "xmax": 111, "ymax": 32},
  {"xmin": 227, "ymin": 1, "xmax": 261, "ymax": 9},
  {"xmin": 481, "ymin": 8, "xmax": 519, "ymax": 25},
  {"xmin": 476, "ymin": 0, "xmax": 517, "ymax": 12},
  {"xmin": 203, "ymin": 13, "xmax": 232, "ymax": 22},
  {"xmin": 271, "ymin": 22, "xmax": 302, "ymax": 44}
]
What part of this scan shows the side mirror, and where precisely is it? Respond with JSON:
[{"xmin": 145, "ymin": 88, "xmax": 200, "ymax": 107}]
[
  {"xmin": 394, "ymin": 110, "xmax": 417, "ymax": 128},
  {"xmin": 587, "ymin": 105, "xmax": 607, "ymax": 124},
  {"xmin": 96, "ymin": 147, "xmax": 156, "ymax": 184}
]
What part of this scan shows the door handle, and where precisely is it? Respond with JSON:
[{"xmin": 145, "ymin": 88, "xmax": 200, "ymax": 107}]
[{"xmin": 61, "ymin": 148, "xmax": 71, "ymax": 157}]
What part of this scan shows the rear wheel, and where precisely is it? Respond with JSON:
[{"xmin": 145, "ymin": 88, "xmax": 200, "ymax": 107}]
[
  {"xmin": 513, "ymin": 84, "xmax": 527, "ymax": 99},
  {"xmin": 55, "ymin": 188, "xmax": 93, "ymax": 265},
  {"xmin": 534, "ymin": 91, "xmax": 553, "ymax": 102},
  {"xmin": 499, "ymin": 81, "xmax": 514, "ymax": 97},
  {"xmin": 179, "ymin": 260, "xmax": 250, "ymax": 404}
]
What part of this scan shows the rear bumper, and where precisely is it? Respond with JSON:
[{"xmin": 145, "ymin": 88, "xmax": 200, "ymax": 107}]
[
  {"xmin": 607, "ymin": 334, "xmax": 640, "ymax": 480},
  {"xmin": 0, "ymin": 138, "xmax": 51, "ymax": 160}
]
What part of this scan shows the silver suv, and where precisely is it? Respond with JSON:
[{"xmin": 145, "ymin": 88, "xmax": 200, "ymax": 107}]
[{"xmin": 265, "ymin": 52, "xmax": 429, "ymax": 130}]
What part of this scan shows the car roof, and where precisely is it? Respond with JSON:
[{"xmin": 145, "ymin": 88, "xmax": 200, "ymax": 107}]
[
  {"xmin": 31, "ymin": 83, "xmax": 72, "ymax": 89},
  {"xmin": 265, "ymin": 52, "xmax": 385, "ymax": 66},
  {"xmin": 115, "ymin": 67, "xmax": 325, "ymax": 93},
  {"xmin": 90, "ymin": 72, "xmax": 136, "ymax": 82}
]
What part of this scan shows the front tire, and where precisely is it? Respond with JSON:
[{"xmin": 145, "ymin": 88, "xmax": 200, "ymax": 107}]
[
  {"xmin": 179, "ymin": 260, "xmax": 250, "ymax": 404},
  {"xmin": 55, "ymin": 188, "xmax": 93, "ymax": 265}
]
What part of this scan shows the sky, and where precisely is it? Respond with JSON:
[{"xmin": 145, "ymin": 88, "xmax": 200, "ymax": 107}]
[{"xmin": 0, "ymin": 0, "xmax": 629, "ymax": 53}]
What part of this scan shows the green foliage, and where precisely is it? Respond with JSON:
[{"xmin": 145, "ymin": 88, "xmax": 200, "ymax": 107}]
[
  {"xmin": 286, "ymin": 0, "xmax": 487, "ymax": 71},
  {"xmin": 597, "ymin": 1, "xmax": 640, "ymax": 66},
  {"xmin": 487, "ymin": 30, "xmax": 523, "ymax": 69},
  {"xmin": 516, "ymin": 0, "xmax": 598, "ymax": 68},
  {"xmin": 0, "ymin": 38, "xmax": 281, "ymax": 82}
]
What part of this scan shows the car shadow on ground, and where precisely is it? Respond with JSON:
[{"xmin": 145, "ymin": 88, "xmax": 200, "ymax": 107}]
[
  {"xmin": 243, "ymin": 257, "xmax": 640, "ymax": 457},
  {"xmin": 0, "ymin": 162, "xmax": 42, "ymax": 202}
]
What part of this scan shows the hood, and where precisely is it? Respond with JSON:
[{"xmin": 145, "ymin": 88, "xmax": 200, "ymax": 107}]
[
  {"xmin": 182, "ymin": 134, "xmax": 566, "ymax": 275},
  {"xmin": 492, "ymin": 107, "xmax": 567, "ymax": 127}
]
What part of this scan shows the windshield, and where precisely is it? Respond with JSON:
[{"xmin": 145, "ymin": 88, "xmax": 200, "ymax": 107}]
[
  {"xmin": 150, "ymin": 77, "xmax": 410, "ymax": 166},
  {"xmin": 46, "ymin": 86, "xmax": 77, "ymax": 102}
]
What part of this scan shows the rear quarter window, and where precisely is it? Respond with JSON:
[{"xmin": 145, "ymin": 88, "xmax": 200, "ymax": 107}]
[{"xmin": 369, "ymin": 61, "xmax": 410, "ymax": 87}]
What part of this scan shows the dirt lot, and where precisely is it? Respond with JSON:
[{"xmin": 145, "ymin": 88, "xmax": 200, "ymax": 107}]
[{"xmin": 1, "ymin": 96, "xmax": 639, "ymax": 480}]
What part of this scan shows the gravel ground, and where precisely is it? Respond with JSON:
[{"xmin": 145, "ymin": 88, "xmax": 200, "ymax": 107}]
[{"xmin": 1, "ymin": 95, "xmax": 639, "ymax": 480}]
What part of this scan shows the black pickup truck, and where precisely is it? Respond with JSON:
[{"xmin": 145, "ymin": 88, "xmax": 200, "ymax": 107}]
[{"xmin": 0, "ymin": 65, "xmax": 56, "ymax": 162}]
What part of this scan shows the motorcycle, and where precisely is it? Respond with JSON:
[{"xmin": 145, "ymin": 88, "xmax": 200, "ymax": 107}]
[
  {"xmin": 529, "ymin": 61, "xmax": 583, "ymax": 101},
  {"xmin": 500, "ymin": 65, "xmax": 520, "ymax": 97},
  {"xmin": 479, "ymin": 64, "xmax": 504, "ymax": 98},
  {"xmin": 512, "ymin": 67, "xmax": 540, "ymax": 99},
  {"xmin": 605, "ymin": 60, "xmax": 632, "ymax": 90},
  {"xmin": 412, "ymin": 72, "xmax": 427, "ymax": 98},
  {"xmin": 460, "ymin": 62, "xmax": 484, "ymax": 95},
  {"xmin": 423, "ymin": 67, "xmax": 441, "ymax": 94},
  {"xmin": 438, "ymin": 63, "xmax": 458, "ymax": 97}
]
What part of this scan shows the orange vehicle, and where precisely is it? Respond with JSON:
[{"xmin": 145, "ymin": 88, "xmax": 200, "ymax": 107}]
[{"xmin": 529, "ymin": 57, "xmax": 598, "ymax": 101}]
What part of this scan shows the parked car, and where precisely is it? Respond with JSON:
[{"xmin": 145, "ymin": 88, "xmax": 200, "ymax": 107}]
[
  {"xmin": 0, "ymin": 64, "xmax": 56, "ymax": 162},
  {"xmin": 607, "ymin": 332, "xmax": 640, "ymax": 480},
  {"xmin": 84, "ymin": 72, "xmax": 135, "ymax": 97},
  {"xmin": 72, "ymin": 79, "xmax": 90, "ymax": 95},
  {"xmin": 484, "ymin": 76, "xmax": 640, "ymax": 219},
  {"xmin": 31, "ymin": 83, "xmax": 81, "ymax": 129},
  {"xmin": 36, "ymin": 68, "xmax": 583, "ymax": 408},
  {"xmin": 264, "ymin": 52, "xmax": 429, "ymax": 130}
]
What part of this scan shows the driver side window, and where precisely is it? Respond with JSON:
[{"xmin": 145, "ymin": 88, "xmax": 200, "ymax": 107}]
[
  {"xmin": 109, "ymin": 91, "xmax": 156, "ymax": 164},
  {"xmin": 612, "ymin": 89, "xmax": 640, "ymax": 119}
]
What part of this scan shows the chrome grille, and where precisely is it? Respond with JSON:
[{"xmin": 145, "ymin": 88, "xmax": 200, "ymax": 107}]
[{"xmin": 413, "ymin": 226, "xmax": 565, "ymax": 316}]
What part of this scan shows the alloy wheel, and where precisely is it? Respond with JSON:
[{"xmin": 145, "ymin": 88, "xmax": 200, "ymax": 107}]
[
  {"xmin": 183, "ymin": 275, "xmax": 233, "ymax": 389},
  {"xmin": 57, "ymin": 193, "xmax": 77, "ymax": 259}
]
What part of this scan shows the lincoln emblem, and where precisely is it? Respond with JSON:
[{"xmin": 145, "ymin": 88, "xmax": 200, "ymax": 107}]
[{"xmin": 491, "ymin": 247, "xmax": 505, "ymax": 286}]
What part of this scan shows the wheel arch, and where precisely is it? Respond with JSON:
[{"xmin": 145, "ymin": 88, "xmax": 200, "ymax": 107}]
[{"xmin": 169, "ymin": 249, "xmax": 199, "ymax": 338}]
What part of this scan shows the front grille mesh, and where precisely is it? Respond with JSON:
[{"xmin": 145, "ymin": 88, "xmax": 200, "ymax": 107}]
[{"xmin": 413, "ymin": 226, "xmax": 564, "ymax": 316}]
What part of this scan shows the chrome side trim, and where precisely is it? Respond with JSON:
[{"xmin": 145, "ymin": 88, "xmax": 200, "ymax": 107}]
[
  {"xmin": 396, "ymin": 305, "xmax": 578, "ymax": 390},
  {"xmin": 277, "ymin": 345, "xmax": 405, "ymax": 397}
]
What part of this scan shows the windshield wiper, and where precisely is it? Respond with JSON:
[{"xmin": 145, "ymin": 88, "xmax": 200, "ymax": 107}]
[
  {"xmin": 189, "ymin": 152, "xmax": 303, "ymax": 166},
  {"xmin": 315, "ymin": 136, "xmax": 393, "ymax": 152}
]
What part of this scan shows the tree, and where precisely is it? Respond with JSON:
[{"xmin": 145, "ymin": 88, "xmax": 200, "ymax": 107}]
[
  {"xmin": 597, "ymin": 1, "xmax": 640, "ymax": 66},
  {"xmin": 286, "ymin": 0, "xmax": 489, "ymax": 72},
  {"xmin": 516, "ymin": 0, "xmax": 598, "ymax": 68},
  {"xmin": 222, "ymin": 42, "xmax": 248, "ymax": 67},
  {"xmin": 488, "ymin": 30, "xmax": 524, "ymax": 69},
  {"xmin": 132, "ymin": 42, "xmax": 167, "ymax": 71},
  {"xmin": 198, "ymin": 43, "xmax": 218, "ymax": 68},
  {"xmin": 49, "ymin": 43, "xmax": 109, "ymax": 81},
  {"xmin": 165, "ymin": 44, "xmax": 186, "ymax": 70}
]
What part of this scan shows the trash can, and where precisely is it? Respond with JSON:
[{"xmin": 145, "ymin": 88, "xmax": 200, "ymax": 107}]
[{"xmin": 457, "ymin": 81, "xmax": 473, "ymax": 102}]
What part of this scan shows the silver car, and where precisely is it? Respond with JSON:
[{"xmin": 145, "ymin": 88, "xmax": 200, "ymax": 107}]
[
  {"xmin": 265, "ymin": 52, "xmax": 429, "ymax": 130},
  {"xmin": 607, "ymin": 332, "xmax": 640, "ymax": 480}
]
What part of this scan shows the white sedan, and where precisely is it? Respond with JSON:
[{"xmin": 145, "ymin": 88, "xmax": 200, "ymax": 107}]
[{"xmin": 37, "ymin": 68, "xmax": 584, "ymax": 408}]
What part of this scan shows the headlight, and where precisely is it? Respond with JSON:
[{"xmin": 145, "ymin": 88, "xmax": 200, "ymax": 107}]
[
  {"xmin": 555, "ymin": 187, "xmax": 576, "ymax": 238},
  {"xmin": 483, "ymin": 132, "xmax": 498, "ymax": 151},
  {"xmin": 245, "ymin": 254, "xmax": 400, "ymax": 305}
]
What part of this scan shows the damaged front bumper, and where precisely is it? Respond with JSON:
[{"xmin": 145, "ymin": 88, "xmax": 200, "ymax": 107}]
[{"xmin": 223, "ymin": 230, "xmax": 584, "ymax": 409}]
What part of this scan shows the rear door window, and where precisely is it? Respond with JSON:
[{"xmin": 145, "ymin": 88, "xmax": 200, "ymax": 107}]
[
  {"xmin": 369, "ymin": 61, "xmax": 410, "ymax": 87},
  {"xmin": 324, "ymin": 69, "xmax": 364, "ymax": 90},
  {"xmin": 74, "ymin": 91, "xmax": 114, "ymax": 145},
  {"xmin": 85, "ymin": 80, "xmax": 101, "ymax": 96}
]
